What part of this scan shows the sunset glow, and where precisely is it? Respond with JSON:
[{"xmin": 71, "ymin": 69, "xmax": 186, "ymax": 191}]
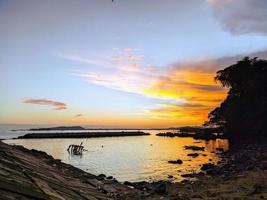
[{"xmin": 1, "ymin": 0, "xmax": 267, "ymax": 128}]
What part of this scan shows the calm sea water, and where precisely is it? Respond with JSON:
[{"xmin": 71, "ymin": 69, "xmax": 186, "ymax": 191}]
[{"xmin": 1, "ymin": 125, "xmax": 228, "ymax": 182}]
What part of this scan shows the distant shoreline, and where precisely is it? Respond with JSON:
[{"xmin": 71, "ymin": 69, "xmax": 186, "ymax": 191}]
[{"xmin": 11, "ymin": 125, "xmax": 180, "ymax": 132}]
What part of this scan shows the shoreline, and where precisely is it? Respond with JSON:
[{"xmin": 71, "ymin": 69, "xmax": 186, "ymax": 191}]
[
  {"xmin": 0, "ymin": 141, "xmax": 140, "ymax": 199},
  {"xmin": 1, "ymin": 139, "xmax": 267, "ymax": 199}
]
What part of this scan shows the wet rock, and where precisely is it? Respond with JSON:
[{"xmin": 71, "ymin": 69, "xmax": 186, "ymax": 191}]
[
  {"xmin": 98, "ymin": 174, "xmax": 106, "ymax": 178},
  {"xmin": 197, "ymin": 172, "xmax": 205, "ymax": 176},
  {"xmin": 154, "ymin": 182, "xmax": 167, "ymax": 194},
  {"xmin": 96, "ymin": 176, "xmax": 105, "ymax": 180},
  {"xmin": 181, "ymin": 173, "xmax": 195, "ymax": 178},
  {"xmin": 184, "ymin": 145, "xmax": 205, "ymax": 151},
  {"xmin": 168, "ymin": 159, "xmax": 183, "ymax": 164},
  {"xmin": 216, "ymin": 147, "xmax": 224, "ymax": 152},
  {"xmin": 156, "ymin": 132, "xmax": 179, "ymax": 137},
  {"xmin": 123, "ymin": 181, "xmax": 134, "ymax": 187},
  {"xmin": 187, "ymin": 153, "xmax": 199, "ymax": 158},
  {"xmin": 130, "ymin": 181, "xmax": 150, "ymax": 191},
  {"xmin": 201, "ymin": 163, "xmax": 215, "ymax": 171}
]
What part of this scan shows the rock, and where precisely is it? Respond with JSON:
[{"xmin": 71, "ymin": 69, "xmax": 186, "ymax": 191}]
[
  {"xmin": 216, "ymin": 147, "xmax": 224, "ymax": 152},
  {"xmin": 154, "ymin": 182, "xmax": 166, "ymax": 194},
  {"xmin": 246, "ymin": 165, "xmax": 254, "ymax": 170},
  {"xmin": 168, "ymin": 175, "xmax": 174, "ymax": 179},
  {"xmin": 156, "ymin": 132, "xmax": 180, "ymax": 137},
  {"xmin": 184, "ymin": 145, "xmax": 205, "ymax": 151},
  {"xmin": 187, "ymin": 153, "xmax": 199, "ymax": 158},
  {"xmin": 96, "ymin": 174, "xmax": 106, "ymax": 180},
  {"xmin": 168, "ymin": 159, "xmax": 183, "ymax": 164},
  {"xmin": 201, "ymin": 163, "xmax": 215, "ymax": 171},
  {"xmin": 123, "ymin": 181, "xmax": 134, "ymax": 187},
  {"xmin": 106, "ymin": 176, "xmax": 113, "ymax": 180},
  {"xmin": 98, "ymin": 174, "xmax": 106, "ymax": 178},
  {"xmin": 260, "ymin": 161, "xmax": 267, "ymax": 170},
  {"xmin": 181, "ymin": 173, "xmax": 195, "ymax": 178},
  {"xmin": 198, "ymin": 172, "xmax": 205, "ymax": 176},
  {"xmin": 130, "ymin": 181, "xmax": 150, "ymax": 191},
  {"xmin": 191, "ymin": 194, "xmax": 203, "ymax": 198}
]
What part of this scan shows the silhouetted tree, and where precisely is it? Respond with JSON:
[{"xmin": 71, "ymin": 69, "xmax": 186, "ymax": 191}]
[{"xmin": 205, "ymin": 57, "xmax": 267, "ymax": 140}]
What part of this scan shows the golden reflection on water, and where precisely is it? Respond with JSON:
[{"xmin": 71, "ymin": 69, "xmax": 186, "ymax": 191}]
[{"xmin": 5, "ymin": 131, "xmax": 229, "ymax": 182}]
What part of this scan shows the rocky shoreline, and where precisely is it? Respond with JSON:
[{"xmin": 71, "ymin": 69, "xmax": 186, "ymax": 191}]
[{"xmin": 1, "ymin": 140, "xmax": 266, "ymax": 199}]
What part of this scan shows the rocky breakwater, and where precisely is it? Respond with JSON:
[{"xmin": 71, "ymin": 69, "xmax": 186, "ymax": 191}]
[
  {"xmin": 17, "ymin": 131, "xmax": 150, "ymax": 139},
  {"xmin": 156, "ymin": 126, "xmax": 227, "ymax": 140}
]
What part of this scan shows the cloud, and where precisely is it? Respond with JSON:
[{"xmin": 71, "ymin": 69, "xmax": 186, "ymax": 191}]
[
  {"xmin": 148, "ymin": 103, "xmax": 210, "ymax": 117},
  {"xmin": 74, "ymin": 114, "xmax": 83, "ymax": 117},
  {"xmin": 144, "ymin": 69, "xmax": 227, "ymax": 122},
  {"xmin": 207, "ymin": 0, "xmax": 267, "ymax": 35},
  {"xmin": 61, "ymin": 48, "xmax": 267, "ymax": 123},
  {"xmin": 62, "ymin": 49, "xmax": 162, "ymax": 95},
  {"xmin": 23, "ymin": 98, "xmax": 67, "ymax": 110},
  {"xmin": 145, "ymin": 49, "xmax": 267, "ymax": 121}
]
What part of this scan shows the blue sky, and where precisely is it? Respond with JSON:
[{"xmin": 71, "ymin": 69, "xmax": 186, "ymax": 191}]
[{"xmin": 1, "ymin": 0, "xmax": 267, "ymax": 127}]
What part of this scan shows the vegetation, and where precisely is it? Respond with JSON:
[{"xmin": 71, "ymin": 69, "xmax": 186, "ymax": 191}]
[{"xmin": 205, "ymin": 57, "xmax": 267, "ymax": 140}]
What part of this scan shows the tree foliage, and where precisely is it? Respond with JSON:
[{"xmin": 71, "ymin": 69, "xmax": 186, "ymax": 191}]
[{"xmin": 205, "ymin": 57, "xmax": 267, "ymax": 139}]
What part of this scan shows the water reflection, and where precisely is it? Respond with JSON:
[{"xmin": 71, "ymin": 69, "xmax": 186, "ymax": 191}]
[{"xmin": 4, "ymin": 130, "xmax": 228, "ymax": 182}]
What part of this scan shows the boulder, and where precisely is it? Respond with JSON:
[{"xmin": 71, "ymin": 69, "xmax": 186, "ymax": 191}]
[
  {"xmin": 168, "ymin": 159, "xmax": 183, "ymax": 164},
  {"xmin": 154, "ymin": 182, "xmax": 167, "ymax": 194},
  {"xmin": 201, "ymin": 163, "xmax": 215, "ymax": 171},
  {"xmin": 184, "ymin": 145, "xmax": 205, "ymax": 151},
  {"xmin": 187, "ymin": 153, "xmax": 199, "ymax": 158}
]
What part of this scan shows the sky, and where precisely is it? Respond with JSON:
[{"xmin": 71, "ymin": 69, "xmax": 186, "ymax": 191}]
[{"xmin": 1, "ymin": 0, "xmax": 267, "ymax": 128}]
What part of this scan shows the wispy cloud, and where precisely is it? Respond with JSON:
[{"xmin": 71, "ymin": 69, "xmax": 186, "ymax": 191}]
[
  {"xmin": 61, "ymin": 49, "xmax": 162, "ymax": 95},
  {"xmin": 22, "ymin": 98, "xmax": 67, "ymax": 110},
  {"xmin": 207, "ymin": 0, "xmax": 267, "ymax": 35},
  {"xmin": 60, "ymin": 48, "xmax": 267, "ymax": 123}
]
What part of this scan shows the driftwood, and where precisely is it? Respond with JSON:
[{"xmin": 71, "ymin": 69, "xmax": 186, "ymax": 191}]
[{"xmin": 67, "ymin": 142, "xmax": 84, "ymax": 155}]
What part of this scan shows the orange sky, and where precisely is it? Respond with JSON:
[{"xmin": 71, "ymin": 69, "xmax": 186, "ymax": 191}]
[{"xmin": 1, "ymin": 0, "xmax": 267, "ymax": 128}]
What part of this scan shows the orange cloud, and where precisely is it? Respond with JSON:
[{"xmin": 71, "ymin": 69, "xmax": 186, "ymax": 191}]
[
  {"xmin": 63, "ymin": 52, "xmax": 228, "ymax": 125},
  {"xmin": 144, "ymin": 68, "xmax": 227, "ymax": 124},
  {"xmin": 23, "ymin": 98, "xmax": 67, "ymax": 110},
  {"xmin": 61, "ymin": 49, "xmax": 267, "ymax": 127}
]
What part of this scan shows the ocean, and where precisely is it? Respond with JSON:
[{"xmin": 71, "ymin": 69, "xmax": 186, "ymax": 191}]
[{"xmin": 1, "ymin": 124, "xmax": 228, "ymax": 182}]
